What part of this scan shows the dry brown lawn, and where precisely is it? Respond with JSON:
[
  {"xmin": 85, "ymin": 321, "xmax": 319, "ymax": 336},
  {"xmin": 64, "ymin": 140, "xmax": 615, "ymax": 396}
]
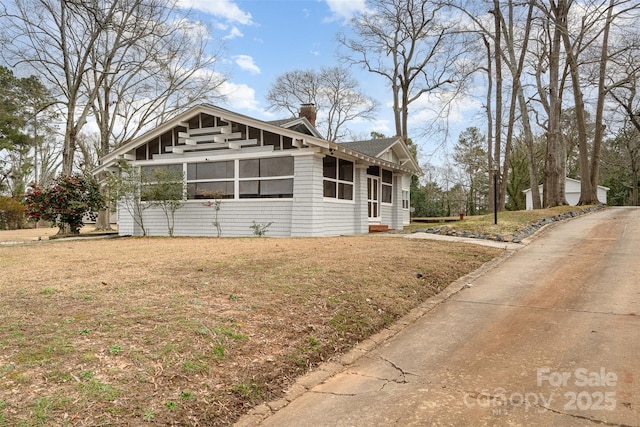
[{"xmin": 0, "ymin": 233, "xmax": 501, "ymax": 426}]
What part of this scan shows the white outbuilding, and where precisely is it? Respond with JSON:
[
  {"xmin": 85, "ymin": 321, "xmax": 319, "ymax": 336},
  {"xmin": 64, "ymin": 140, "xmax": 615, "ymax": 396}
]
[{"xmin": 523, "ymin": 177, "xmax": 608, "ymax": 210}]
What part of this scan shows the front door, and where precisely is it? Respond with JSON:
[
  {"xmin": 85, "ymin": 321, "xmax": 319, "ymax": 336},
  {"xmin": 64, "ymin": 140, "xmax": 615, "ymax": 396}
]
[{"xmin": 367, "ymin": 176, "xmax": 380, "ymax": 221}]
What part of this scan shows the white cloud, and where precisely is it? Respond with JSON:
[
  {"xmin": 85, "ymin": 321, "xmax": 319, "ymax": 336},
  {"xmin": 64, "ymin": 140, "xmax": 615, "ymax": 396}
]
[
  {"xmin": 233, "ymin": 55, "xmax": 261, "ymax": 75},
  {"xmin": 369, "ymin": 119, "xmax": 392, "ymax": 135},
  {"xmin": 218, "ymin": 81, "xmax": 260, "ymax": 112},
  {"xmin": 223, "ymin": 26, "xmax": 244, "ymax": 40},
  {"xmin": 323, "ymin": 0, "xmax": 367, "ymax": 22},
  {"xmin": 213, "ymin": 22, "xmax": 228, "ymax": 31},
  {"xmin": 177, "ymin": 0, "xmax": 253, "ymax": 25}
]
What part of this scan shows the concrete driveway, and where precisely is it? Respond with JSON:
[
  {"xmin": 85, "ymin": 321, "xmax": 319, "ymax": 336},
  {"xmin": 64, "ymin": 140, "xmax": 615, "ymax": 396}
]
[{"xmin": 238, "ymin": 207, "xmax": 640, "ymax": 427}]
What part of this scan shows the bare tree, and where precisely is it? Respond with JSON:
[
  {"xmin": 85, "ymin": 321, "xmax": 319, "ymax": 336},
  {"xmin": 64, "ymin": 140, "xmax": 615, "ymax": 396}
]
[
  {"xmin": 266, "ymin": 67, "xmax": 377, "ymax": 142},
  {"xmin": 529, "ymin": 0, "xmax": 570, "ymax": 207},
  {"xmin": 497, "ymin": 0, "xmax": 540, "ymax": 210},
  {"xmin": 454, "ymin": 0, "xmax": 542, "ymax": 209},
  {"xmin": 546, "ymin": 0, "xmax": 638, "ymax": 204},
  {"xmin": 88, "ymin": 1, "xmax": 224, "ymax": 153},
  {"xmin": 0, "ymin": 0, "xmax": 224, "ymax": 180},
  {"xmin": 606, "ymin": 26, "xmax": 640, "ymax": 205},
  {"xmin": 266, "ymin": 70, "xmax": 319, "ymax": 113},
  {"xmin": 2, "ymin": 0, "xmax": 118, "ymax": 175},
  {"xmin": 320, "ymin": 67, "xmax": 378, "ymax": 142},
  {"xmin": 338, "ymin": 0, "xmax": 468, "ymax": 141}
]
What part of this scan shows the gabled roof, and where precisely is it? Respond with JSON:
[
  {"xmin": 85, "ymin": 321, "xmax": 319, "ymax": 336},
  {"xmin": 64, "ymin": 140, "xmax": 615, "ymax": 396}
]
[
  {"xmin": 339, "ymin": 138, "xmax": 398, "ymax": 158},
  {"xmin": 339, "ymin": 137, "xmax": 422, "ymax": 175},
  {"xmin": 266, "ymin": 118, "xmax": 292, "ymax": 127},
  {"xmin": 94, "ymin": 104, "xmax": 422, "ymax": 176},
  {"xmin": 266, "ymin": 117, "xmax": 323, "ymax": 138}
]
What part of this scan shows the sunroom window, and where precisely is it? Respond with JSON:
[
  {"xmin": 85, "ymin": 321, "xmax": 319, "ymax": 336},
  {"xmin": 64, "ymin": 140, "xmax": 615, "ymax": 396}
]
[
  {"xmin": 238, "ymin": 157, "xmax": 294, "ymax": 198},
  {"xmin": 139, "ymin": 165, "xmax": 184, "ymax": 201},
  {"xmin": 186, "ymin": 161, "xmax": 234, "ymax": 199}
]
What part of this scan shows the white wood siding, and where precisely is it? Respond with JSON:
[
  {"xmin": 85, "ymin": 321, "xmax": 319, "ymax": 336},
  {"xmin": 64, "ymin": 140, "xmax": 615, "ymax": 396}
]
[
  {"xmin": 322, "ymin": 201, "xmax": 357, "ymax": 235},
  {"xmin": 353, "ymin": 166, "xmax": 369, "ymax": 234},
  {"xmin": 116, "ymin": 203, "xmax": 135, "ymax": 235},
  {"xmin": 402, "ymin": 174, "xmax": 411, "ymax": 225},
  {"xmin": 120, "ymin": 201, "xmax": 293, "ymax": 237},
  {"xmin": 377, "ymin": 173, "xmax": 408, "ymax": 230},
  {"xmin": 380, "ymin": 204, "xmax": 393, "ymax": 224},
  {"xmin": 291, "ymin": 153, "xmax": 325, "ymax": 236}
]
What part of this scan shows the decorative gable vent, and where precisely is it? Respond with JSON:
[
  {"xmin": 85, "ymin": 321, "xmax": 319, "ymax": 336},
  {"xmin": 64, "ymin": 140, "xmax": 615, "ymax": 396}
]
[{"xmin": 166, "ymin": 125, "xmax": 258, "ymax": 154}]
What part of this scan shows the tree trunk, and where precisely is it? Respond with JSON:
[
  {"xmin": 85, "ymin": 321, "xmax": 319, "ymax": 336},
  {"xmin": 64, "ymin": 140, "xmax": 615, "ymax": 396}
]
[
  {"xmin": 483, "ymin": 35, "xmax": 495, "ymax": 217},
  {"xmin": 632, "ymin": 170, "xmax": 638, "ymax": 206},
  {"xmin": 401, "ymin": 85, "xmax": 410, "ymax": 140},
  {"xmin": 62, "ymin": 122, "xmax": 76, "ymax": 176},
  {"xmin": 493, "ymin": 0, "xmax": 503, "ymax": 211},
  {"xmin": 392, "ymin": 83, "xmax": 402, "ymax": 137},
  {"xmin": 94, "ymin": 84, "xmax": 113, "ymax": 231},
  {"xmin": 545, "ymin": 0, "xmax": 569, "ymax": 207},
  {"xmin": 94, "ymin": 173, "xmax": 113, "ymax": 230},
  {"xmin": 500, "ymin": 0, "xmax": 534, "ymax": 211},
  {"xmin": 561, "ymin": 18, "xmax": 594, "ymax": 204},
  {"xmin": 518, "ymin": 87, "xmax": 541, "ymax": 209},
  {"xmin": 590, "ymin": 0, "xmax": 614, "ymax": 202}
]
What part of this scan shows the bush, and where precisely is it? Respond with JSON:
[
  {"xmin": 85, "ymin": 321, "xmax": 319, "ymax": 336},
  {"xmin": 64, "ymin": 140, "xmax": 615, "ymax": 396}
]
[
  {"xmin": 0, "ymin": 196, "xmax": 25, "ymax": 230},
  {"xmin": 24, "ymin": 174, "xmax": 105, "ymax": 234}
]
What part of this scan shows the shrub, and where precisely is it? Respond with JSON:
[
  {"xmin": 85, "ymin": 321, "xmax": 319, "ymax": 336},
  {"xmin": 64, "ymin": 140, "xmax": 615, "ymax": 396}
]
[
  {"xmin": 24, "ymin": 174, "xmax": 105, "ymax": 234},
  {"xmin": 0, "ymin": 196, "xmax": 25, "ymax": 230}
]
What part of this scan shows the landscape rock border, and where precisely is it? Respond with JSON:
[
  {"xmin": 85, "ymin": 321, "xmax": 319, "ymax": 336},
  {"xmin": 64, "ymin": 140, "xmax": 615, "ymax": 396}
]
[{"xmin": 410, "ymin": 204, "xmax": 606, "ymax": 244}]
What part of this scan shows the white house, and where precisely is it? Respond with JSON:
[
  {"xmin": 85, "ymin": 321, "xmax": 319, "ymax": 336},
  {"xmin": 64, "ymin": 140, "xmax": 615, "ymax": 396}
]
[
  {"xmin": 94, "ymin": 103, "xmax": 421, "ymax": 237},
  {"xmin": 523, "ymin": 177, "xmax": 609, "ymax": 210}
]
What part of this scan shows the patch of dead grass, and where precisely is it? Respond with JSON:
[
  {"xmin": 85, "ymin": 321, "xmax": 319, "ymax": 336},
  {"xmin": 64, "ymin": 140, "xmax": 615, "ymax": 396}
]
[
  {"xmin": 0, "ymin": 235, "xmax": 500, "ymax": 425},
  {"xmin": 406, "ymin": 205, "xmax": 596, "ymax": 236}
]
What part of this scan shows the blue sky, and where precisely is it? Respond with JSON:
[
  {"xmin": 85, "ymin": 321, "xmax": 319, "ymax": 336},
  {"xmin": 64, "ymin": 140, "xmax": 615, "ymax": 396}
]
[{"xmin": 177, "ymin": 0, "xmax": 483, "ymax": 160}]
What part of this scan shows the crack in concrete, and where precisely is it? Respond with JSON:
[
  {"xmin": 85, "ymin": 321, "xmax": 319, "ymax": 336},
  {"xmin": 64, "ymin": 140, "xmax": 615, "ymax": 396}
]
[
  {"xmin": 308, "ymin": 364, "xmax": 418, "ymax": 398},
  {"xmin": 457, "ymin": 387, "xmax": 638, "ymax": 427},
  {"xmin": 310, "ymin": 390, "xmax": 359, "ymax": 397},
  {"xmin": 380, "ymin": 356, "xmax": 419, "ymax": 383},
  {"xmin": 451, "ymin": 299, "xmax": 638, "ymax": 317},
  {"xmin": 540, "ymin": 405, "xmax": 637, "ymax": 427}
]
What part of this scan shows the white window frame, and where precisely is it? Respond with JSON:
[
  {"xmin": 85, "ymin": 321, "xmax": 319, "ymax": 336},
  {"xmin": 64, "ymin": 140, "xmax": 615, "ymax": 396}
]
[
  {"xmin": 402, "ymin": 189, "xmax": 410, "ymax": 210},
  {"xmin": 381, "ymin": 169, "xmax": 393, "ymax": 205},
  {"xmin": 323, "ymin": 156, "xmax": 355, "ymax": 201}
]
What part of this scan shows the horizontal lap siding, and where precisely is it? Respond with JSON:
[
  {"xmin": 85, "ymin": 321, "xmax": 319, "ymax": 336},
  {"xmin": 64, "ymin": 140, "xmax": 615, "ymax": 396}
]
[
  {"xmin": 322, "ymin": 201, "xmax": 357, "ymax": 236},
  {"xmin": 116, "ymin": 203, "xmax": 135, "ymax": 235},
  {"xmin": 291, "ymin": 154, "xmax": 324, "ymax": 236},
  {"xmin": 380, "ymin": 204, "xmax": 393, "ymax": 226},
  {"xmin": 121, "ymin": 201, "xmax": 293, "ymax": 237},
  {"xmin": 403, "ymin": 209, "xmax": 410, "ymax": 224}
]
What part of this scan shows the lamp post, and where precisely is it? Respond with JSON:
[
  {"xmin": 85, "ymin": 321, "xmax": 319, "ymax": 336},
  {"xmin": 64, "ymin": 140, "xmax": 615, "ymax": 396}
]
[{"xmin": 490, "ymin": 167, "xmax": 498, "ymax": 225}]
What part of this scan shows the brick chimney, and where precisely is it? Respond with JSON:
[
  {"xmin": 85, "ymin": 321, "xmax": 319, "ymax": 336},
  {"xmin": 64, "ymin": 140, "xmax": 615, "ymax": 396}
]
[{"xmin": 299, "ymin": 103, "xmax": 317, "ymax": 127}]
